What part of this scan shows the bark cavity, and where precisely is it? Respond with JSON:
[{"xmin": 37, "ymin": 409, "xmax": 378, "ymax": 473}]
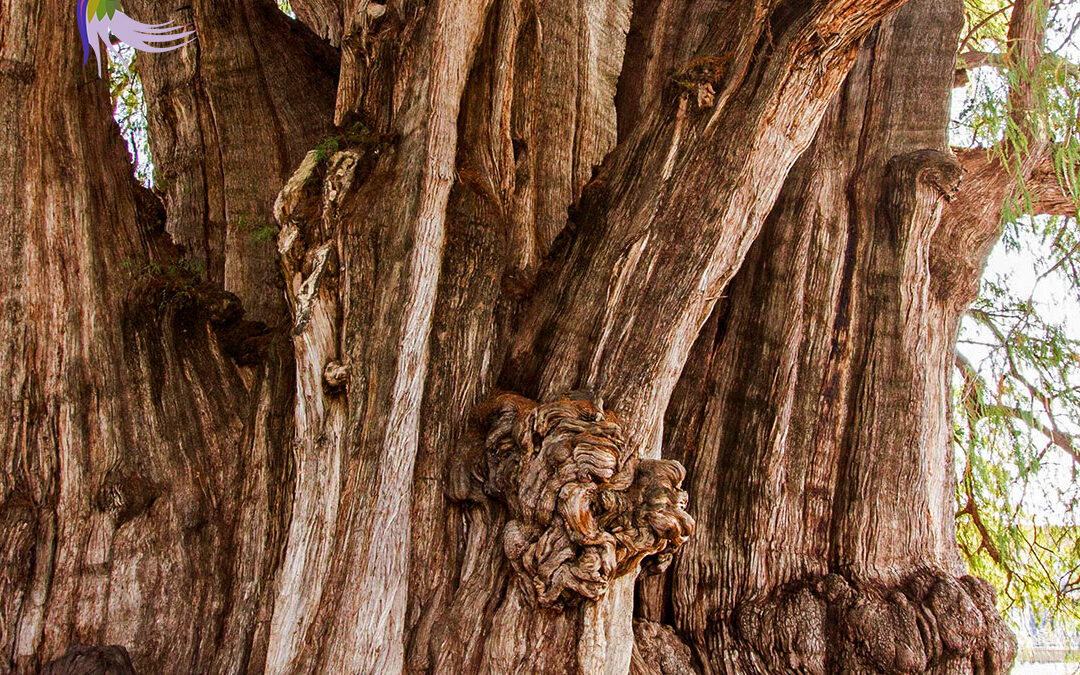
[{"xmin": 40, "ymin": 645, "xmax": 136, "ymax": 675}]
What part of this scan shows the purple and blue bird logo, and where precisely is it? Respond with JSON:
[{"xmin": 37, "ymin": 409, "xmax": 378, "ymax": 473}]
[{"xmin": 79, "ymin": 0, "xmax": 196, "ymax": 76}]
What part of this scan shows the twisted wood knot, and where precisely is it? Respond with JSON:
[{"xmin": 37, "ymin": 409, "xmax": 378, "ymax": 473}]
[
  {"xmin": 322, "ymin": 360, "xmax": 349, "ymax": 392},
  {"xmin": 471, "ymin": 392, "xmax": 694, "ymax": 608},
  {"xmin": 93, "ymin": 466, "xmax": 158, "ymax": 527},
  {"xmin": 885, "ymin": 149, "xmax": 963, "ymax": 203},
  {"xmin": 674, "ymin": 56, "xmax": 725, "ymax": 108}
]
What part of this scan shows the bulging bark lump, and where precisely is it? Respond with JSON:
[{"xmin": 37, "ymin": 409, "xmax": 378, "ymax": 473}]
[
  {"xmin": 455, "ymin": 393, "xmax": 695, "ymax": 608},
  {"xmin": 735, "ymin": 571, "xmax": 1017, "ymax": 674}
]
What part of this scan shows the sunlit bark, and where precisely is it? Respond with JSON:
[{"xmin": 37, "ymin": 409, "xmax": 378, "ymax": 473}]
[{"xmin": 0, "ymin": 0, "xmax": 1021, "ymax": 672}]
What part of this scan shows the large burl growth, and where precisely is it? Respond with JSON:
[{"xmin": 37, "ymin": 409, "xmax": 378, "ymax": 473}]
[
  {"xmin": 1, "ymin": 0, "xmax": 1050, "ymax": 670},
  {"xmin": 454, "ymin": 393, "xmax": 694, "ymax": 607},
  {"xmin": 737, "ymin": 572, "xmax": 1014, "ymax": 673}
]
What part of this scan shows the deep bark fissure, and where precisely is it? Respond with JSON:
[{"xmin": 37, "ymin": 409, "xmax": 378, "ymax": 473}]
[{"xmin": 0, "ymin": 0, "xmax": 1027, "ymax": 672}]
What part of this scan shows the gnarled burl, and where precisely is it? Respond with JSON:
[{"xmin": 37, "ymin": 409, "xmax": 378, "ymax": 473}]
[{"xmin": 455, "ymin": 393, "xmax": 694, "ymax": 607}]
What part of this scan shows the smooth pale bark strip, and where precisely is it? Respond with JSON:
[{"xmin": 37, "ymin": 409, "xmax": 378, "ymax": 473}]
[
  {"xmin": 404, "ymin": 0, "xmax": 641, "ymax": 669},
  {"xmin": 265, "ymin": 151, "xmax": 347, "ymax": 673},
  {"xmin": 288, "ymin": 0, "xmax": 496, "ymax": 670},
  {"xmin": 580, "ymin": 574, "xmax": 638, "ymax": 675}
]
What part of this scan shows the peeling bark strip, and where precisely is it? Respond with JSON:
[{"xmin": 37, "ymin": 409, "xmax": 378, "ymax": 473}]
[
  {"xmin": 455, "ymin": 393, "xmax": 693, "ymax": 606},
  {"xmin": 1, "ymin": 0, "xmax": 1024, "ymax": 672}
]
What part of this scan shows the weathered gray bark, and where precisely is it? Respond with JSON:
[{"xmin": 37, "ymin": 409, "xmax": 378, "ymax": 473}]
[{"xmin": 1, "ymin": 0, "xmax": 1022, "ymax": 672}]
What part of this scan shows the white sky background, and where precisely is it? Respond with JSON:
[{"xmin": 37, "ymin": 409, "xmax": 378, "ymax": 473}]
[{"xmin": 951, "ymin": 0, "xmax": 1080, "ymax": 527}]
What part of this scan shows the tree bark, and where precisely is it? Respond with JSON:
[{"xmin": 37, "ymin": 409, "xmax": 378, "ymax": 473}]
[
  {"xmin": 0, "ymin": 0, "xmax": 1020, "ymax": 673},
  {"xmin": 656, "ymin": 2, "xmax": 1017, "ymax": 671}
]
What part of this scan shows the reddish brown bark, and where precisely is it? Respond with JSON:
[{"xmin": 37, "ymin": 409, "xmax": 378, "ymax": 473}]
[{"xmin": 0, "ymin": 0, "xmax": 1022, "ymax": 672}]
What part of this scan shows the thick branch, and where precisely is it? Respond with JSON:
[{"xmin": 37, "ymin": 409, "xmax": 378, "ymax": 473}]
[
  {"xmin": 1006, "ymin": 0, "xmax": 1048, "ymax": 128},
  {"xmin": 933, "ymin": 0, "xmax": 1057, "ymax": 304},
  {"xmin": 953, "ymin": 148, "xmax": 1077, "ymax": 217},
  {"xmin": 954, "ymin": 49, "xmax": 1079, "ymax": 88},
  {"xmin": 291, "ymin": 0, "xmax": 344, "ymax": 43},
  {"xmin": 506, "ymin": 0, "xmax": 913, "ymax": 453}
]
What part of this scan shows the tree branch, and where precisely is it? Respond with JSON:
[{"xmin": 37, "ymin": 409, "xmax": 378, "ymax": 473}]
[
  {"xmin": 953, "ymin": 49, "xmax": 1079, "ymax": 87},
  {"xmin": 953, "ymin": 148, "xmax": 1077, "ymax": 217},
  {"xmin": 955, "ymin": 352, "xmax": 1080, "ymax": 466}
]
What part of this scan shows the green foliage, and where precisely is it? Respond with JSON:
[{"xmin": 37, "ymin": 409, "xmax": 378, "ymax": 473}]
[
  {"xmin": 956, "ymin": 273, "xmax": 1080, "ymax": 629},
  {"xmin": 121, "ymin": 255, "xmax": 207, "ymax": 316},
  {"xmin": 235, "ymin": 211, "xmax": 280, "ymax": 245},
  {"xmin": 108, "ymin": 44, "xmax": 153, "ymax": 188},
  {"xmin": 953, "ymin": 0, "xmax": 1080, "ymax": 648},
  {"xmin": 252, "ymin": 223, "xmax": 280, "ymax": 244},
  {"xmin": 314, "ymin": 136, "xmax": 340, "ymax": 162},
  {"xmin": 312, "ymin": 121, "xmax": 393, "ymax": 164},
  {"xmin": 122, "ymin": 255, "xmax": 205, "ymax": 281}
]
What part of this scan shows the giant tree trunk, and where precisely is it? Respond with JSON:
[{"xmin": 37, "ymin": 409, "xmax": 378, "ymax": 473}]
[{"xmin": 0, "ymin": 0, "xmax": 1018, "ymax": 673}]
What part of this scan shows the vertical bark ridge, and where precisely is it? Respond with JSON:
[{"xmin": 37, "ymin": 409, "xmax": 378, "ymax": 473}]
[
  {"xmin": 266, "ymin": 0, "xmax": 497, "ymax": 670},
  {"xmin": 266, "ymin": 150, "xmax": 350, "ymax": 674},
  {"xmin": 113, "ymin": 4, "xmax": 339, "ymax": 671},
  {"xmin": 656, "ymin": 0, "xmax": 1015, "ymax": 671},
  {"xmin": 1, "ymin": 1, "xmax": 295, "ymax": 671},
  {"xmin": 398, "ymin": 0, "xmax": 640, "ymax": 670}
]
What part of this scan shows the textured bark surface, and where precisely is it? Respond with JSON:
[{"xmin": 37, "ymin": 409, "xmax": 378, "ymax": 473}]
[
  {"xmin": 0, "ymin": 0, "xmax": 1022, "ymax": 672},
  {"xmin": 647, "ymin": 2, "xmax": 1017, "ymax": 673}
]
